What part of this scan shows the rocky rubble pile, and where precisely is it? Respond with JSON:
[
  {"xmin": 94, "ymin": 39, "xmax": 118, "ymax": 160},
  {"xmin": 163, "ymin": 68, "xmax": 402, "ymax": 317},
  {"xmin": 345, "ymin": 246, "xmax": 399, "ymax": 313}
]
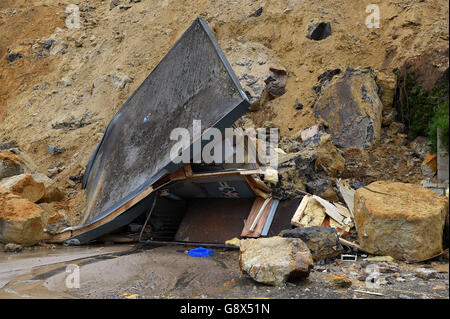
[
  {"xmin": 236, "ymin": 64, "xmax": 448, "ymax": 286},
  {"xmin": 0, "ymin": 150, "xmax": 67, "ymax": 247}
]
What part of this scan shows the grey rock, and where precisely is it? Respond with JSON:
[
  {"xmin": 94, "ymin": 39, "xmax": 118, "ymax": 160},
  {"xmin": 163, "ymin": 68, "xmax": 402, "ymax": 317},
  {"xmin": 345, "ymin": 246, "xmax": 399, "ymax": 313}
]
[
  {"xmin": 110, "ymin": 0, "xmax": 121, "ymax": 10},
  {"xmin": 306, "ymin": 178, "xmax": 331, "ymax": 195},
  {"xmin": 249, "ymin": 7, "xmax": 263, "ymax": 17},
  {"xmin": 48, "ymin": 146, "xmax": 65, "ymax": 154},
  {"xmin": 0, "ymin": 154, "xmax": 25, "ymax": 179},
  {"xmin": 43, "ymin": 40, "xmax": 56, "ymax": 51},
  {"xmin": 7, "ymin": 52, "xmax": 23, "ymax": 62},
  {"xmin": 314, "ymin": 67, "xmax": 383, "ymax": 149},
  {"xmin": 264, "ymin": 68, "xmax": 287, "ymax": 99},
  {"xmin": 307, "ymin": 22, "xmax": 332, "ymax": 41},
  {"xmin": 280, "ymin": 226, "xmax": 343, "ymax": 261},
  {"xmin": 411, "ymin": 136, "xmax": 431, "ymax": 160},
  {"xmin": 0, "ymin": 141, "xmax": 18, "ymax": 150},
  {"xmin": 415, "ymin": 267, "xmax": 438, "ymax": 280},
  {"xmin": 3, "ymin": 243, "xmax": 23, "ymax": 253}
]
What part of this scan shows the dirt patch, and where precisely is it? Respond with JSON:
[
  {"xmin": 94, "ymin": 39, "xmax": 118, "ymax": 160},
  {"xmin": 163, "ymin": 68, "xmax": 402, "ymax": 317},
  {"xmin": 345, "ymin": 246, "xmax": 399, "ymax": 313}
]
[{"xmin": 0, "ymin": 2, "xmax": 65, "ymax": 120}]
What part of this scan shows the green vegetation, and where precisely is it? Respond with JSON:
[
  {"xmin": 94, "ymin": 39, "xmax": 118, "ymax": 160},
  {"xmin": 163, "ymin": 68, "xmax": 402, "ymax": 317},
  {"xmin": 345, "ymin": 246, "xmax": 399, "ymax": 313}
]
[{"xmin": 393, "ymin": 69, "xmax": 449, "ymax": 154}]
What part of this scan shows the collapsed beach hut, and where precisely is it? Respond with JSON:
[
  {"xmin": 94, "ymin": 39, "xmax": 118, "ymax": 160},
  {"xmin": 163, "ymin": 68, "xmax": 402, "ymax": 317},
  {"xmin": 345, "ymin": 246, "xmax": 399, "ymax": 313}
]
[{"xmin": 45, "ymin": 18, "xmax": 300, "ymax": 246}]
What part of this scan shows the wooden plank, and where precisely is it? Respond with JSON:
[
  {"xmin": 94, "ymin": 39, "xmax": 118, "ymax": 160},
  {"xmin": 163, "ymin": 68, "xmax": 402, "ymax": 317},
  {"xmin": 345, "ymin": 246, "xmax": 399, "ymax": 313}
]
[
  {"xmin": 249, "ymin": 197, "xmax": 271, "ymax": 231},
  {"xmin": 184, "ymin": 163, "xmax": 193, "ymax": 177},
  {"xmin": 170, "ymin": 166, "xmax": 187, "ymax": 181},
  {"xmin": 290, "ymin": 195, "xmax": 310, "ymax": 227},
  {"xmin": 336, "ymin": 179, "xmax": 355, "ymax": 217},
  {"xmin": 241, "ymin": 197, "xmax": 273, "ymax": 237},
  {"xmin": 339, "ymin": 238, "xmax": 366, "ymax": 252},
  {"xmin": 243, "ymin": 175, "xmax": 271, "ymax": 198},
  {"xmin": 189, "ymin": 169, "xmax": 262, "ymax": 180},
  {"xmin": 354, "ymin": 290, "xmax": 384, "ymax": 296},
  {"xmin": 312, "ymin": 195, "xmax": 347, "ymax": 226},
  {"xmin": 246, "ymin": 175, "xmax": 272, "ymax": 193}
]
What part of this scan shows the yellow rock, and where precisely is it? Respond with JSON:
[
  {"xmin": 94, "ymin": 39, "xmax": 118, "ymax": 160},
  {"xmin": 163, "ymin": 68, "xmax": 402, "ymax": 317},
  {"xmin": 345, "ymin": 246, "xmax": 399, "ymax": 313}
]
[
  {"xmin": 225, "ymin": 237, "xmax": 240, "ymax": 247},
  {"xmin": 354, "ymin": 181, "xmax": 449, "ymax": 262}
]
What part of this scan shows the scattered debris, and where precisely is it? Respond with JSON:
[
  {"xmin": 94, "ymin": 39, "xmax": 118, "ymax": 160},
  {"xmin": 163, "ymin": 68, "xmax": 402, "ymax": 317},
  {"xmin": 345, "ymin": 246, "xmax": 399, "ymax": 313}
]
[
  {"xmin": 0, "ymin": 150, "xmax": 25, "ymax": 179},
  {"xmin": 291, "ymin": 196, "xmax": 326, "ymax": 227},
  {"xmin": 366, "ymin": 255, "xmax": 394, "ymax": 263},
  {"xmin": 111, "ymin": 72, "xmax": 133, "ymax": 89},
  {"xmin": 415, "ymin": 267, "xmax": 439, "ymax": 280},
  {"xmin": 43, "ymin": 40, "xmax": 56, "ymax": 51},
  {"xmin": 336, "ymin": 179, "xmax": 355, "ymax": 216},
  {"xmin": 410, "ymin": 136, "xmax": 431, "ymax": 160},
  {"xmin": 47, "ymin": 146, "xmax": 65, "ymax": 154},
  {"xmin": 51, "ymin": 110, "xmax": 94, "ymax": 130},
  {"xmin": 225, "ymin": 237, "xmax": 240, "ymax": 247},
  {"xmin": 187, "ymin": 247, "xmax": 215, "ymax": 257},
  {"xmin": 325, "ymin": 274, "xmax": 352, "ymax": 288},
  {"xmin": 354, "ymin": 289, "xmax": 384, "ymax": 296},
  {"xmin": 422, "ymin": 153, "xmax": 437, "ymax": 177},
  {"xmin": 341, "ymin": 254, "xmax": 357, "ymax": 261},
  {"xmin": 264, "ymin": 167, "xmax": 279, "ymax": 184},
  {"xmin": 300, "ymin": 124, "xmax": 325, "ymax": 144}
]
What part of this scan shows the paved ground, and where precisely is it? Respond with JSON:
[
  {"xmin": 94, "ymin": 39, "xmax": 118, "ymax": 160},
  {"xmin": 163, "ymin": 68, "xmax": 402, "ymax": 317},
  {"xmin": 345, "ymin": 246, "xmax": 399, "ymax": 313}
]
[{"xmin": 0, "ymin": 243, "xmax": 448, "ymax": 299}]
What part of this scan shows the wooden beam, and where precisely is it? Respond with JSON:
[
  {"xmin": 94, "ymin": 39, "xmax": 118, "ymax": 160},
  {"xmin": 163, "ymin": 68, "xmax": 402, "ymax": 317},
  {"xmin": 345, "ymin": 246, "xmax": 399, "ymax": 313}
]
[
  {"xmin": 291, "ymin": 195, "xmax": 310, "ymax": 227},
  {"xmin": 241, "ymin": 197, "xmax": 273, "ymax": 237}
]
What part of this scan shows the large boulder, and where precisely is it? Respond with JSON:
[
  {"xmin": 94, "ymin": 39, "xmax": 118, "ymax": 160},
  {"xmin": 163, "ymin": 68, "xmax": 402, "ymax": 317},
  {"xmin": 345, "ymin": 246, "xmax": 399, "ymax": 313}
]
[
  {"xmin": 280, "ymin": 226, "xmax": 343, "ymax": 261},
  {"xmin": 0, "ymin": 187, "xmax": 44, "ymax": 245},
  {"xmin": 354, "ymin": 181, "xmax": 449, "ymax": 262},
  {"xmin": 314, "ymin": 67, "xmax": 383, "ymax": 149},
  {"xmin": 239, "ymin": 237, "xmax": 313, "ymax": 286},
  {"xmin": 32, "ymin": 173, "xmax": 65, "ymax": 203},
  {"xmin": 0, "ymin": 150, "xmax": 25, "ymax": 179},
  {"xmin": 0, "ymin": 173, "xmax": 45, "ymax": 203}
]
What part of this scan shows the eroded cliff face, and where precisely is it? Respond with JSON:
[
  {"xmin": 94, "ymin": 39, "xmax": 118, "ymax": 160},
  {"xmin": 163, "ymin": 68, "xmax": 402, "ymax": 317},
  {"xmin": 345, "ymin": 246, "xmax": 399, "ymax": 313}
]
[{"xmin": 0, "ymin": 0, "xmax": 448, "ymax": 226}]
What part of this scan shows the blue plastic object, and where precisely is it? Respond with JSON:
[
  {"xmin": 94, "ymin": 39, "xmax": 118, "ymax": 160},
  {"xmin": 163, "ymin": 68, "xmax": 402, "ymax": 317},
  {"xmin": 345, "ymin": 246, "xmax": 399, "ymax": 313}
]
[{"xmin": 187, "ymin": 247, "xmax": 215, "ymax": 257}]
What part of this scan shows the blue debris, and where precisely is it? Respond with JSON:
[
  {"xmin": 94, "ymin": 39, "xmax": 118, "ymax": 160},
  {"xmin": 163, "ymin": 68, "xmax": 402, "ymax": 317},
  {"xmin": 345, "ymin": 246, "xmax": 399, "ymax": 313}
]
[{"xmin": 187, "ymin": 247, "xmax": 215, "ymax": 257}]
